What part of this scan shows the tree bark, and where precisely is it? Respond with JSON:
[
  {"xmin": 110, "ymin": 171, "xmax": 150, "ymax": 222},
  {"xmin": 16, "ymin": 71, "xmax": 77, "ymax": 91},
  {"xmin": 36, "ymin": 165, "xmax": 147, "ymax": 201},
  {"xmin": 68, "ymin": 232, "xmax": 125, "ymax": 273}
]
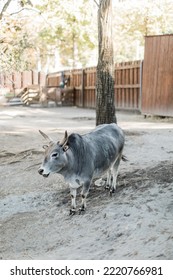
[{"xmin": 96, "ymin": 0, "xmax": 116, "ymax": 125}]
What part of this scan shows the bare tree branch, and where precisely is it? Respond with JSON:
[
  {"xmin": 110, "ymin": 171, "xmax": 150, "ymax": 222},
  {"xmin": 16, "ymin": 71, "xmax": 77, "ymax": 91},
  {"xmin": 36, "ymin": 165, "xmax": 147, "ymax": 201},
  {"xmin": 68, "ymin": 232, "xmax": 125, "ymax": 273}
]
[
  {"xmin": 10, "ymin": 7, "xmax": 41, "ymax": 16},
  {"xmin": 9, "ymin": 6, "xmax": 56, "ymax": 31},
  {"xmin": 0, "ymin": 0, "xmax": 34, "ymax": 19},
  {"xmin": 0, "ymin": 0, "xmax": 13, "ymax": 20},
  {"xmin": 93, "ymin": 0, "xmax": 99, "ymax": 7}
]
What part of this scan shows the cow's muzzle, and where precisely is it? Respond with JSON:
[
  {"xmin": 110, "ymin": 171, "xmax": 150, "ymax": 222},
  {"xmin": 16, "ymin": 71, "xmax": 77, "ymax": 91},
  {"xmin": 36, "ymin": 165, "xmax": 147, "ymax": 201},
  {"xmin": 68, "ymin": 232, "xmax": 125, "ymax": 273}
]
[{"xmin": 38, "ymin": 168, "xmax": 49, "ymax": 177}]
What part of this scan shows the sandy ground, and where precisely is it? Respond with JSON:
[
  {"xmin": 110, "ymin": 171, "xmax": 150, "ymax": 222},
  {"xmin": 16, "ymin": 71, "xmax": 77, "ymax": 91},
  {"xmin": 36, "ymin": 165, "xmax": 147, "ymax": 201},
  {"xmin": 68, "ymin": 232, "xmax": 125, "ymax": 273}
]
[{"xmin": 0, "ymin": 105, "xmax": 173, "ymax": 260}]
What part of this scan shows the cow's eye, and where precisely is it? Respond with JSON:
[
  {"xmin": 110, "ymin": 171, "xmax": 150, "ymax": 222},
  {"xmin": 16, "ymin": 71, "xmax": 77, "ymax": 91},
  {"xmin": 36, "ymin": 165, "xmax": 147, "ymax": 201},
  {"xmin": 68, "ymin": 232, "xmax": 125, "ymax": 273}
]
[{"xmin": 51, "ymin": 153, "xmax": 58, "ymax": 158}]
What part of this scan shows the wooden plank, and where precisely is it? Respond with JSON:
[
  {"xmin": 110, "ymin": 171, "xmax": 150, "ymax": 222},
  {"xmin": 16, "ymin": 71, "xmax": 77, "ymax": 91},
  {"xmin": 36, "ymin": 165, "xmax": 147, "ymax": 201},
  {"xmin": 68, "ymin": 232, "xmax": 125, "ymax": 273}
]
[
  {"xmin": 81, "ymin": 69, "xmax": 84, "ymax": 107},
  {"xmin": 115, "ymin": 84, "xmax": 140, "ymax": 89},
  {"xmin": 133, "ymin": 66, "xmax": 138, "ymax": 109},
  {"xmin": 129, "ymin": 66, "xmax": 133, "ymax": 108},
  {"xmin": 32, "ymin": 71, "xmax": 39, "ymax": 85},
  {"xmin": 166, "ymin": 35, "xmax": 173, "ymax": 115},
  {"xmin": 0, "ymin": 73, "xmax": 5, "ymax": 88},
  {"xmin": 39, "ymin": 72, "xmax": 46, "ymax": 86},
  {"xmin": 141, "ymin": 38, "xmax": 148, "ymax": 111},
  {"xmin": 13, "ymin": 72, "xmax": 22, "ymax": 89},
  {"xmin": 4, "ymin": 73, "xmax": 13, "ymax": 90},
  {"xmin": 115, "ymin": 64, "xmax": 140, "ymax": 70},
  {"xmin": 159, "ymin": 35, "xmax": 173, "ymax": 116},
  {"xmin": 22, "ymin": 71, "xmax": 32, "ymax": 87}
]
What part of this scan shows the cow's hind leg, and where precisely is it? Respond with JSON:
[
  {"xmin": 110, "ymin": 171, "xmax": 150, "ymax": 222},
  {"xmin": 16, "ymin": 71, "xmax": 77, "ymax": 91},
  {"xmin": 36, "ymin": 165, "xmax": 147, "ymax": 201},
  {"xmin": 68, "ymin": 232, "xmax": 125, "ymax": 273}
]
[
  {"xmin": 106, "ymin": 169, "xmax": 112, "ymax": 189},
  {"xmin": 70, "ymin": 187, "xmax": 77, "ymax": 215},
  {"xmin": 110, "ymin": 155, "xmax": 121, "ymax": 194},
  {"xmin": 79, "ymin": 181, "xmax": 90, "ymax": 214}
]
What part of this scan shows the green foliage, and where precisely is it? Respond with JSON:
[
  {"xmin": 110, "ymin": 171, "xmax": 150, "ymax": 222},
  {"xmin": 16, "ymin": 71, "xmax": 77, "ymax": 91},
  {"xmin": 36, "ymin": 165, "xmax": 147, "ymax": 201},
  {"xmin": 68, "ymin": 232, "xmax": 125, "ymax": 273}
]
[
  {"xmin": 0, "ymin": 15, "xmax": 34, "ymax": 72},
  {"xmin": 113, "ymin": 0, "xmax": 173, "ymax": 62},
  {"xmin": 34, "ymin": 0, "xmax": 97, "ymax": 68},
  {"xmin": 0, "ymin": 0, "xmax": 173, "ymax": 72}
]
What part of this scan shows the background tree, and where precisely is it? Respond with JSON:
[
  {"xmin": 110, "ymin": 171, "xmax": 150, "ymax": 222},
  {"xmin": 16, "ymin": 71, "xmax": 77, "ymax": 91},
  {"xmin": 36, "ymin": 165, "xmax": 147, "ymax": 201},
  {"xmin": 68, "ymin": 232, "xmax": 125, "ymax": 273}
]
[
  {"xmin": 0, "ymin": 0, "xmax": 97, "ymax": 72},
  {"xmin": 35, "ymin": 0, "xmax": 97, "ymax": 70},
  {"xmin": 96, "ymin": 0, "xmax": 116, "ymax": 125},
  {"xmin": 113, "ymin": 0, "xmax": 173, "ymax": 62},
  {"xmin": 1, "ymin": 0, "xmax": 173, "ymax": 72}
]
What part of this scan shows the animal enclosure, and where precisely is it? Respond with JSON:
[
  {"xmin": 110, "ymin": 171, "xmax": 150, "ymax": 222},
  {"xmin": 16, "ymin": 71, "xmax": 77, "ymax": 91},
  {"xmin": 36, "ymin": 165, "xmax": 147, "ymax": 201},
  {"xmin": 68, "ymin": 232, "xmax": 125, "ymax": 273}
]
[
  {"xmin": 0, "ymin": 61, "xmax": 141, "ymax": 112},
  {"xmin": 1, "ymin": 33, "xmax": 173, "ymax": 118},
  {"xmin": 1, "ymin": 106, "xmax": 173, "ymax": 260},
  {"xmin": 0, "ymin": 71, "xmax": 46, "ymax": 92},
  {"xmin": 46, "ymin": 61, "xmax": 141, "ymax": 111}
]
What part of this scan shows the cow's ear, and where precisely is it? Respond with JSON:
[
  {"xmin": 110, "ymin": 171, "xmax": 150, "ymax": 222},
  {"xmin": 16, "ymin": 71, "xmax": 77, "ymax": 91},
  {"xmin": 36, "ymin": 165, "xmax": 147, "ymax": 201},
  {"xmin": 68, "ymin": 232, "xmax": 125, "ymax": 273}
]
[{"xmin": 63, "ymin": 145, "xmax": 69, "ymax": 152}]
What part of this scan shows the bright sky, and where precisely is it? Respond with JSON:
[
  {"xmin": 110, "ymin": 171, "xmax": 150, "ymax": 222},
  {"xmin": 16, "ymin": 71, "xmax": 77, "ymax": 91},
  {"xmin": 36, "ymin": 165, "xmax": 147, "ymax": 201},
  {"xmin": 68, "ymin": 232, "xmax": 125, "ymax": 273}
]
[{"xmin": 0, "ymin": 0, "xmax": 41, "ymax": 13}]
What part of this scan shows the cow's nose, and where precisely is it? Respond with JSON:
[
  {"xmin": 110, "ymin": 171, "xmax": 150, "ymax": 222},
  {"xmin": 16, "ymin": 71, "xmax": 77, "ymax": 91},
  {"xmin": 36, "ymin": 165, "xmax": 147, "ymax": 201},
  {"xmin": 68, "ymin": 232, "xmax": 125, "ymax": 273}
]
[{"xmin": 38, "ymin": 168, "xmax": 44, "ymax": 175}]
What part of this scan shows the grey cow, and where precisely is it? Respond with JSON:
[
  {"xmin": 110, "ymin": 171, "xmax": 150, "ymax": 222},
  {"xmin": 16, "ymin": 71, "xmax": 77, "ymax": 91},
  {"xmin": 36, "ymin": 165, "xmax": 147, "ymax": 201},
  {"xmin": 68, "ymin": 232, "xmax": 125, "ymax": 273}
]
[{"xmin": 38, "ymin": 123, "xmax": 125, "ymax": 214}]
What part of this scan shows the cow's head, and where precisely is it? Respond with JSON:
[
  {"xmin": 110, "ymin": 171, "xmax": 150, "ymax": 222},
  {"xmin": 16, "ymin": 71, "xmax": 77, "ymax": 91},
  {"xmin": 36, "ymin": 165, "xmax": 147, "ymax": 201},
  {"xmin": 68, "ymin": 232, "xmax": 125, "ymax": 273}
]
[{"xmin": 38, "ymin": 130, "xmax": 69, "ymax": 177}]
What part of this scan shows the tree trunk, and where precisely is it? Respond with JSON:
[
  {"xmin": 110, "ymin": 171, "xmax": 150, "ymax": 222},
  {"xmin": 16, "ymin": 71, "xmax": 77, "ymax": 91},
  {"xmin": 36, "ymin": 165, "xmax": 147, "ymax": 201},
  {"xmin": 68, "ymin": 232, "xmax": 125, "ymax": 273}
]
[{"xmin": 96, "ymin": 0, "xmax": 116, "ymax": 125}]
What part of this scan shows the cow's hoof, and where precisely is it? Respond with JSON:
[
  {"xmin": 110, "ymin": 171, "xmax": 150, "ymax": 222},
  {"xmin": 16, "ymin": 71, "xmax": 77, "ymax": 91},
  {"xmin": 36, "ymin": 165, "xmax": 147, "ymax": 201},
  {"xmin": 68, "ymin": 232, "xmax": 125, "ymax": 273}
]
[
  {"xmin": 105, "ymin": 185, "xmax": 110, "ymax": 190},
  {"xmin": 109, "ymin": 188, "xmax": 115, "ymax": 196},
  {"xmin": 78, "ymin": 207, "xmax": 85, "ymax": 215},
  {"xmin": 69, "ymin": 209, "xmax": 76, "ymax": 215}
]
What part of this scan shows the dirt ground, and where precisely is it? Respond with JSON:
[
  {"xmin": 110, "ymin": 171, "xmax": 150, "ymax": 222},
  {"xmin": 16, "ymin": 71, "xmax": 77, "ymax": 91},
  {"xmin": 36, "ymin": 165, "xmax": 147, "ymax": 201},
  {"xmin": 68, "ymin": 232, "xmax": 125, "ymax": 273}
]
[{"xmin": 0, "ymin": 105, "xmax": 173, "ymax": 260}]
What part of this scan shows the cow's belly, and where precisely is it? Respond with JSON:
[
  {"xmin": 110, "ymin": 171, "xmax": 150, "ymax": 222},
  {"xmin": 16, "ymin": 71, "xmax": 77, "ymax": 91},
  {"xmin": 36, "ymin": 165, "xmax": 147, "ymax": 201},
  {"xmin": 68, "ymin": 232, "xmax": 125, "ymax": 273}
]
[
  {"xmin": 65, "ymin": 175, "xmax": 84, "ymax": 189},
  {"xmin": 93, "ymin": 166, "xmax": 109, "ymax": 179}
]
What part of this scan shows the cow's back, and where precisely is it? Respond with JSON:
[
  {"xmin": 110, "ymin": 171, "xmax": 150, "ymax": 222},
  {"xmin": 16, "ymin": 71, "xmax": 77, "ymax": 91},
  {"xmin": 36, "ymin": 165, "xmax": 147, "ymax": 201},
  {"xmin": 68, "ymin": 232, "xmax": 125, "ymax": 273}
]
[
  {"xmin": 84, "ymin": 123, "xmax": 124, "ymax": 151},
  {"xmin": 67, "ymin": 124, "xmax": 124, "ymax": 178}
]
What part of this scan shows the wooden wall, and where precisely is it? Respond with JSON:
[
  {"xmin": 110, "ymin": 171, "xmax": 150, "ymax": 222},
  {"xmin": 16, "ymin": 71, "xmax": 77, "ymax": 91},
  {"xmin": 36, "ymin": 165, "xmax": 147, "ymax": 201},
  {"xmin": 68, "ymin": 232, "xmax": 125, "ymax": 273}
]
[
  {"xmin": 115, "ymin": 61, "xmax": 141, "ymax": 110},
  {"xmin": 47, "ymin": 61, "xmax": 141, "ymax": 111},
  {"xmin": 0, "ymin": 71, "xmax": 46, "ymax": 92},
  {"xmin": 0, "ymin": 61, "xmax": 142, "ymax": 112},
  {"xmin": 142, "ymin": 34, "xmax": 173, "ymax": 117}
]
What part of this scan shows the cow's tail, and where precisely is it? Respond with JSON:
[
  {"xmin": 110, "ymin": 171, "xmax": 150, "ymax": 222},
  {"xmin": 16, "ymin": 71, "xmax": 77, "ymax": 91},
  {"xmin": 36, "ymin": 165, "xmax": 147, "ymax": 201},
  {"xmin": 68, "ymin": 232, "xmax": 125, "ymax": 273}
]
[{"xmin": 122, "ymin": 155, "xmax": 128, "ymax": 162}]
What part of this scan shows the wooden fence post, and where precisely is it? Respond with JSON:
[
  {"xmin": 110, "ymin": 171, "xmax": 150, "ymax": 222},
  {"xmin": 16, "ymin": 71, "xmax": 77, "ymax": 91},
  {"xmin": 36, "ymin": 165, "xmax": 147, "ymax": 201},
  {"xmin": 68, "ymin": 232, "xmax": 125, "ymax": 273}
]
[
  {"xmin": 81, "ymin": 69, "xmax": 84, "ymax": 107},
  {"xmin": 139, "ymin": 60, "xmax": 143, "ymax": 112}
]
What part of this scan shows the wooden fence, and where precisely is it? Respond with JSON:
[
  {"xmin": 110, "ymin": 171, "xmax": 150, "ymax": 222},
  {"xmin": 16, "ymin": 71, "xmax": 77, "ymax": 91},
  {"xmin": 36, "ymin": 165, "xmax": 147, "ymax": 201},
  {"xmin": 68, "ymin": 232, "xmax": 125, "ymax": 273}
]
[
  {"xmin": 0, "ymin": 61, "xmax": 142, "ymax": 111},
  {"xmin": 0, "ymin": 71, "xmax": 46, "ymax": 93},
  {"xmin": 2, "ymin": 33, "xmax": 173, "ymax": 117},
  {"xmin": 46, "ymin": 60, "xmax": 142, "ymax": 111},
  {"xmin": 114, "ymin": 61, "xmax": 141, "ymax": 110}
]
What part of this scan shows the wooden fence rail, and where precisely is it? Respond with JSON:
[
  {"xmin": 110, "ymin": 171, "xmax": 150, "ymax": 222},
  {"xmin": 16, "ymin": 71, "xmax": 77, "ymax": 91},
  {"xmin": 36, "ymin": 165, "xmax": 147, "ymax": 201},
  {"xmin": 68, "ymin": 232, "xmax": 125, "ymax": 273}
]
[
  {"xmin": 0, "ymin": 71, "xmax": 46, "ymax": 93},
  {"xmin": 0, "ymin": 60, "xmax": 142, "ymax": 111},
  {"xmin": 47, "ymin": 60, "xmax": 142, "ymax": 111}
]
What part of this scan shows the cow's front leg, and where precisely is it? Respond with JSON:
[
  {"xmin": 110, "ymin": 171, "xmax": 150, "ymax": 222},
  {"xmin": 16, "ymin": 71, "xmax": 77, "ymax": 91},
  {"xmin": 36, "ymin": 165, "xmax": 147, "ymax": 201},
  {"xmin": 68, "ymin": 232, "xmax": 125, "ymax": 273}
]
[
  {"xmin": 70, "ymin": 188, "xmax": 77, "ymax": 215},
  {"xmin": 79, "ymin": 181, "xmax": 90, "ymax": 214}
]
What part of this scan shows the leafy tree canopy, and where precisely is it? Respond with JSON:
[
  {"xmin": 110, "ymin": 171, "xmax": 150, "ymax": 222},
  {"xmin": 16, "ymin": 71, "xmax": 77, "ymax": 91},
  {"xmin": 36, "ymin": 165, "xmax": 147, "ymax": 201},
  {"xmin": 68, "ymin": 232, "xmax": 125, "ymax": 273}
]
[{"xmin": 0, "ymin": 0, "xmax": 173, "ymax": 72}]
